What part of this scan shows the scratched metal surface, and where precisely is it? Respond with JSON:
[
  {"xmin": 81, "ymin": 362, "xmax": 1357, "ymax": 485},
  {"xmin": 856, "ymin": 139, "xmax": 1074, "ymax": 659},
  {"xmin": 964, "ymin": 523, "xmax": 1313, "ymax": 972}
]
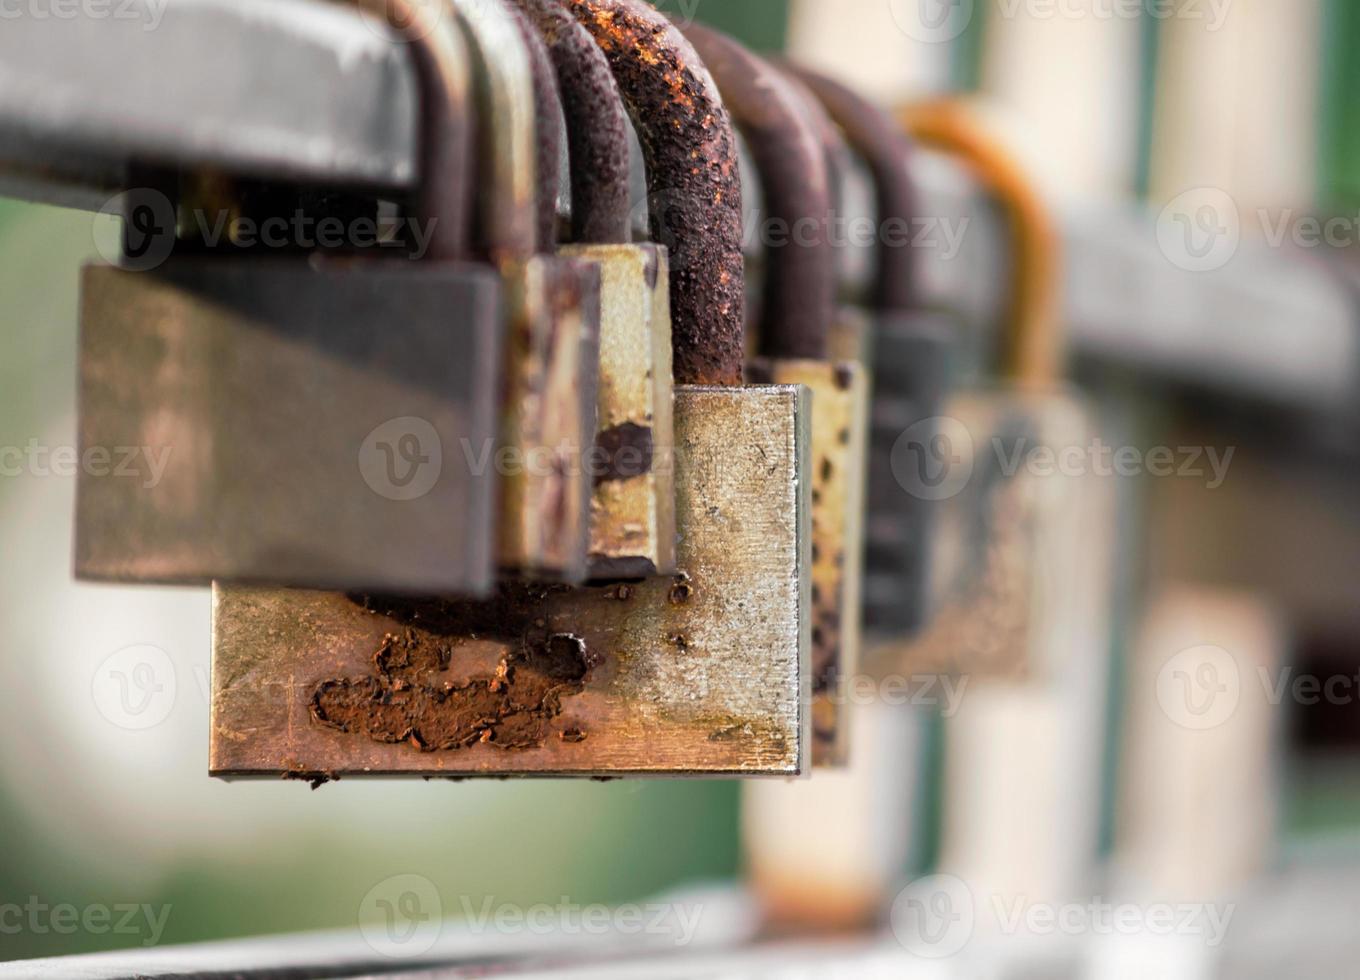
[{"xmin": 211, "ymin": 386, "xmax": 811, "ymax": 777}]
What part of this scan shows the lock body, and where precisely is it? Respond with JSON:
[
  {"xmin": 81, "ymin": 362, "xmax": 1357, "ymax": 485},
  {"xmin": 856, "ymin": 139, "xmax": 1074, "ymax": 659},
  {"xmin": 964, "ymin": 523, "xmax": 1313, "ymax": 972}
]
[
  {"xmin": 496, "ymin": 256, "xmax": 602, "ymax": 582},
  {"xmin": 76, "ymin": 258, "xmax": 502, "ymax": 593},
  {"xmin": 210, "ymin": 385, "xmax": 811, "ymax": 778},
  {"xmin": 860, "ymin": 310, "xmax": 954, "ymax": 638},
  {"xmin": 560, "ymin": 242, "xmax": 676, "ymax": 580},
  {"xmin": 748, "ymin": 357, "xmax": 868, "ymax": 766}
]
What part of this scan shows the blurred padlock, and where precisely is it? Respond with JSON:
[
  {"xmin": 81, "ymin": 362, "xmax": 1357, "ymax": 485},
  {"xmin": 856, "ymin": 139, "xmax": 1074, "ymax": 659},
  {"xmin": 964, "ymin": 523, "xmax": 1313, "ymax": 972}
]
[
  {"xmin": 514, "ymin": 0, "xmax": 677, "ymax": 581},
  {"xmin": 887, "ymin": 98, "xmax": 1101, "ymax": 684},
  {"xmin": 75, "ymin": 0, "xmax": 502, "ymax": 594},
  {"xmin": 684, "ymin": 24, "xmax": 869, "ymax": 768},
  {"xmin": 789, "ymin": 65, "xmax": 955, "ymax": 641},
  {"xmin": 453, "ymin": 0, "xmax": 602, "ymax": 583},
  {"xmin": 211, "ymin": 0, "xmax": 812, "ymax": 779}
]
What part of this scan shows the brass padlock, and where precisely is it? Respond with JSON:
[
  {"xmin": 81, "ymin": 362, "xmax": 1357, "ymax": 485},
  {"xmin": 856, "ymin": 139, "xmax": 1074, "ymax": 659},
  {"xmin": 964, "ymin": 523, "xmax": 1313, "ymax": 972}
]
[
  {"xmin": 210, "ymin": 0, "xmax": 812, "ymax": 779},
  {"xmin": 74, "ymin": 1, "xmax": 502, "ymax": 594},
  {"xmin": 790, "ymin": 65, "xmax": 956, "ymax": 641},
  {"xmin": 685, "ymin": 25, "xmax": 870, "ymax": 768},
  {"xmin": 452, "ymin": 0, "xmax": 602, "ymax": 582},
  {"xmin": 513, "ymin": 0, "xmax": 677, "ymax": 581}
]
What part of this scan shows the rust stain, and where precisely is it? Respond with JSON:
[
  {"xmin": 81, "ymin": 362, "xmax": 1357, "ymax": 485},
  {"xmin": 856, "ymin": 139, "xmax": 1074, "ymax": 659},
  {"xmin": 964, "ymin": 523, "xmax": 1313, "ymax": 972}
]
[
  {"xmin": 593, "ymin": 422, "xmax": 655, "ymax": 485},
  {"xmin": 310, "ymin": 629, "xmax": 591, "ymax": 752},
  {"xmin": 309, "ymin": 589, "xmax": 596, "ymax": 752}
]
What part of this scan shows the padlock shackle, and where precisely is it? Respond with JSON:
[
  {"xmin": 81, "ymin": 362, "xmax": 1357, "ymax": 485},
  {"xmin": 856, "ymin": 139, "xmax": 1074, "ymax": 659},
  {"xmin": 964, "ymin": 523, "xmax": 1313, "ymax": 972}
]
[
  {"xmin": 684, "ymin": 24, "xmax": 835, "ymax": 363},
  {"xmin": 899, "ymin": 99, "xmax": 1062, "ymax": 390},
  {"xmin": 566, "ymin": 0, "xmax": 745, "ymax": 387},
  {"xmin": 512, "ymin": 0, "xmax": 632, "ymax": 246},
  {"xmin": 507, "ymin": 1, "xmax": 565, "ymax": 252},
  {"xmin": 788, "ymin": 65, "xmax": 922, "ymax": 315},
  {"xmin": 343, "ymin": 0, "xmax": 476, "ymax": 262},
  {"xmin": 450, "ymin": 0, "xmax": 539, "ymax": 264}
]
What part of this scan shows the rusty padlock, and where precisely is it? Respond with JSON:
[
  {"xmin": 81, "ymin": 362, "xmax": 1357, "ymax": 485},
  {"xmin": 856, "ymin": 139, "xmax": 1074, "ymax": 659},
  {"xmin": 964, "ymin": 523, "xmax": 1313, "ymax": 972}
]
[
  {"xmin": 790, "ymin": 64, "xmax": 955, "ymax": 642},
  {"xmin": 74, "ymin": 0, "xmax": 503, "ymax": 594},
  {"xmin": 210, "ymin": 0, "xmax": 812, "ymax": 779},
  {"xmin": 682, "ymin": 25, "xmax": 869, "ymax": 768},
  {"xmin": 513, "ymin": 0, "xmax": 677, "ymax": 582},
  {"xmin": 451, "ymin": 0, "xmax": 602, "ymax": 582}
]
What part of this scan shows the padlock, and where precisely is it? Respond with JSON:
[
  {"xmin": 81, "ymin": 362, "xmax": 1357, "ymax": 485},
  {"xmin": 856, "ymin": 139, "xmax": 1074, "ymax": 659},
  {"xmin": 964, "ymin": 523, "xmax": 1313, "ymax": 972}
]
[
  {"xmin": 512, "ymin": 0, "xmax": 677, "ymax": 582},
  {"xmin": 789, "ymin": 64, "xmax": 955, "ymax": 641},
  {"xmin": 210, "ymin": 0, "xmax": 812, "ymax": 779},
  {"xmin": 73, "ymin": 0, "xmax": 503, "ymax": 594},
  {"xmin": 451, "ymin": 0, "xmax": 602, "ymax": 583},
  {"xmin": 680, "ymin": 25, "xmax": 868, "ymax": 769},
  {"xmin": 894, "ymin": 98, "xmax": 1118, "ymax": 919}
]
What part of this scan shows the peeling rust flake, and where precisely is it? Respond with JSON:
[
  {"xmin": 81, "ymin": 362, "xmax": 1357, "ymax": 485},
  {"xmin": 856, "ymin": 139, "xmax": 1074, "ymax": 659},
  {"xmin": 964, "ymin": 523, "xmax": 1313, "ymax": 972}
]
[{"xmin": 310, "ymin": 617, "xmax": 592, "ymax": 753}]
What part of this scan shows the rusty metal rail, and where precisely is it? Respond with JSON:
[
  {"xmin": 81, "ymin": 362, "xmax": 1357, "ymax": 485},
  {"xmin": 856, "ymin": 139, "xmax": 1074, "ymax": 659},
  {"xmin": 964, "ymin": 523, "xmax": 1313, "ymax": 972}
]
[{"xmin": 0, "ymin": 0, "xmax": 1352, "ymax": 409}]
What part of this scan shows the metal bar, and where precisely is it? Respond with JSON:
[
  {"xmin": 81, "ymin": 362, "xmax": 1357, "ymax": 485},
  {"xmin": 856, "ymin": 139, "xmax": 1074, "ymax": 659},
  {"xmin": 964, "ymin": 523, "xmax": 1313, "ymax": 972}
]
[
  {"xmin": 0, "ymin": 0, "xmax": 418, "ymax": 205},
  {"xmin": 0, "ymin": 5, "xmax": 1353, "ymax": 410}
]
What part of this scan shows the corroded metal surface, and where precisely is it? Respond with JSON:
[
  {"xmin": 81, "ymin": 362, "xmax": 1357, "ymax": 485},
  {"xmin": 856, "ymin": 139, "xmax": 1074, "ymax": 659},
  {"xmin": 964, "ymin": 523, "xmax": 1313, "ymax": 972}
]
[
  {"xmin": 506, "ymin": 0, "xmax": 565, "ymax": 251},
  {"xmin": 211, "ymin": 386, "xmax": 810, "ymax": 778},
  {"xmin": 748, "ymin": 359, "xmax": 868, "ymax": 767},
  {"xmin": 562, "ymin": 243, "xmax": 677, "ymax": 580},
  {"xmin": 497, "ymin": 256, "xmax": 600, "ymax": 580},
  {"xmin": 77, "ymin": 259, "xmax": 502, "ymax": 591},
  {"xmin": 684, "ymin": 24, "xmax": 833, "ymax": 362},
  {"xmin": 566, "ymin": 0, "xmax": 745, "ymax": 386},
  {"xmin": 512, "ymin": 0, "xmax": 632, "ymax": 245}
]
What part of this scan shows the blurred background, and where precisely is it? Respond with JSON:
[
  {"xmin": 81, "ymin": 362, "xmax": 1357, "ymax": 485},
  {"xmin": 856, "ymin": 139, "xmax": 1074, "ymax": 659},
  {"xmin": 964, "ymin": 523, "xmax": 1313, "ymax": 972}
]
[{"xmin": 2, "ymin": 0, "xmax": 1359, "ymax": 975}]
